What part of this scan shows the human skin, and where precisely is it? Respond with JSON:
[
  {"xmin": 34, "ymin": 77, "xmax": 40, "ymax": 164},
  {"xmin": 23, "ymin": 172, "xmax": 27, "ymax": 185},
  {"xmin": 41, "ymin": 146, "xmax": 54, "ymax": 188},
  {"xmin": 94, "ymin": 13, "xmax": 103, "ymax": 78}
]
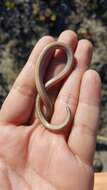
[{"xmin": 0, "ymin": 30, "xmax": 101, "ymax": 190}]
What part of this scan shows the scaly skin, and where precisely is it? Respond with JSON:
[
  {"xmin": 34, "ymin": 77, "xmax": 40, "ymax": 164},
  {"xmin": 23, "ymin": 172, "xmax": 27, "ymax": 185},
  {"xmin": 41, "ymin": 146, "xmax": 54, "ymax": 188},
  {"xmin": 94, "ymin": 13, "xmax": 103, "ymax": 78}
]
[{"xmin": 35, "ymin": 42, "xmax": 73, "ymax": 130}]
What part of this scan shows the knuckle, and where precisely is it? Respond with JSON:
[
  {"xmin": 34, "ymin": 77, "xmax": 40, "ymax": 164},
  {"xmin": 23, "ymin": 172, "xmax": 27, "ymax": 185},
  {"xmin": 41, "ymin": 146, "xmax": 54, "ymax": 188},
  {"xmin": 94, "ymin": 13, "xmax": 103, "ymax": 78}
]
[
  {"xmin": 75, "ymin": 122, "xmax": 97, "ymax": 137},
  {"xmin": 13, "ymin": 82, "xmax": 36, "ymax": 97}
]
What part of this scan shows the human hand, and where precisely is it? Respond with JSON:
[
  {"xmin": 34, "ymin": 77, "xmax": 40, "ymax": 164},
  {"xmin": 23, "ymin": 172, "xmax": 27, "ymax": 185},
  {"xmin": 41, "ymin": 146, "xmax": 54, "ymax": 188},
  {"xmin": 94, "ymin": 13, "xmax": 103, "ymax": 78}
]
[{"xmin": 0, "ymin": 30, "xmax": 101, "ymax": 190}]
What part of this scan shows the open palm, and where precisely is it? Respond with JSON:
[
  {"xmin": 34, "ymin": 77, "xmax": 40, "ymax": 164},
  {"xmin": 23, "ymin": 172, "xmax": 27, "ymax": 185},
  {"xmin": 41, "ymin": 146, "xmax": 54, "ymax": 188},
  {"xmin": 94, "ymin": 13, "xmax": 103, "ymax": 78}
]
[{"xmin": 0, "ymin": 31, "xmax": 101, "ymax": 190}]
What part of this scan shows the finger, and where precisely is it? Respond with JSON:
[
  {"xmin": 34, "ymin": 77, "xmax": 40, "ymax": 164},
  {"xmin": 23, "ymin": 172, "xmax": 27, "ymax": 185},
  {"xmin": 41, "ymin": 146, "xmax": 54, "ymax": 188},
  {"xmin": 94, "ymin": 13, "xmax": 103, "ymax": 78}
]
[
  {"xmin": 52, "ymin": 40, "xmax": 93, "ymax": 137},
  {"xmin": 68, "ymin": 70, "xmax": 101, "ymax": 165},
  {"xmin": 0, "ymin": 36, "xmax": 55, "ymax": 125}
]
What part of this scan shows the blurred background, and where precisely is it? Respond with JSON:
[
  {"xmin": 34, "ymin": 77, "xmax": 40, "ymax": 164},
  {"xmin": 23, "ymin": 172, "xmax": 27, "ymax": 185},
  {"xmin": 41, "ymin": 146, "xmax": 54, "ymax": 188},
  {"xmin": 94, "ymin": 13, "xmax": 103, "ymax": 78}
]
[{"xmin": 0, "ymin": 0, "xmax": 107, "ymax": 172}]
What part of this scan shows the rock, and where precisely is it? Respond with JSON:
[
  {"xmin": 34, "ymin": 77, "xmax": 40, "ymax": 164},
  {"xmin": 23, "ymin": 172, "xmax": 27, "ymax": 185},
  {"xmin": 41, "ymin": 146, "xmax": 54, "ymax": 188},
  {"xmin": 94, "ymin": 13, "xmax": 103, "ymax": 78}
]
[{"xmin": 93, "ymin": 158, "xmax": 103, "ymax": 172}]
